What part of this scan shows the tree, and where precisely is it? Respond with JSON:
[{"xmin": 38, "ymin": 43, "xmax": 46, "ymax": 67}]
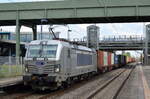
[{"xmin": 123, "ymin": 52, "xmax": 131, "ymax": 57}]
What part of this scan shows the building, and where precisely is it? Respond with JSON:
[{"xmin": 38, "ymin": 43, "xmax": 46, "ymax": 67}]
[
  {"xmin": 0, "ymin": 32, "xmax": 11, "ymax": 40},
  {"xmin": 87, "ymin": 25, "xmax": 100, "ymax": 49},
  {"xmin": 0, "ymin": 31, "xmax": 59, "ymax": 42}
]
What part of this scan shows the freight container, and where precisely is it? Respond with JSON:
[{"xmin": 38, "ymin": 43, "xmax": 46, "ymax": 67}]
[
  {"xmin": 97, "ymin": 50, "xmax": 108, "ymax": 72},
  {"xmin": 118, "ymin": 55, "xmax": 124, "ymax": 67},
  {"xmin": 122, "ymin": 56, "xmax": 126, "ymax": 65},
  {"xmin": 129, "ymin": 57, "xmax": 132, "ymax": 63},
  {"xmin": 118, "ymin": 55, "xmax": 121, "ymax": 65},
  {"xmin": 121, "ymin": 55, "xmax": 124, "ymax": 65},
  {"xmin": 131, "ymin": 58, "xmax": 135, "ymax": 62},
  {"xmin": 114, "ymin": 55, "xmax": 119, "ymax": 67},
  {"xmin": 108, "ymin": 52, "xmax": 111, "ymax": 66},
  {"xmin": 126, "ymin": 56, "xmax": 128, "ymax": 63},
  {"xmin": 126, "ymin": 56, "xmax": 131, "ymax": 63},
  {"xmin": 104, "ymin": 52, "xmax": 108, "ymax": 67},
  {"xmin": 111, "ymin": 53, "xmax": 114, "ymax": 65},
  {"xmin": 97, "ymin": 51, "xmax": 103, "ymax": 71},
  {"xmin": 108, "ymin": 52, "xmax": 112, "ymax": 71},
  {"xmin": 124, "ymin": 56, "xmax": 127, "ymax": 64},
  {"xmin": 110, "ymin": 53, "xmax": 115, "ymax": 70}
]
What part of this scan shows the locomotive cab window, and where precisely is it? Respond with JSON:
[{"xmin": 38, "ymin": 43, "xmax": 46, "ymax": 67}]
[
  {"xmin": 42, "ymin": 45, "xmax": 58, "ymax": 58},
  {"xmin": 27, "ymin": 45, "xmax": 41, "ymax": 57},
  {"xmin": 27, "ymin": 45, "xmax": 58, "ymax": 58}
]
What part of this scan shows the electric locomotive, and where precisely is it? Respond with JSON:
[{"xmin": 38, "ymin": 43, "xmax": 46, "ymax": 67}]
[{"xmin": 23, "ymin": 40, "xmax": 97, "ymax": 90}]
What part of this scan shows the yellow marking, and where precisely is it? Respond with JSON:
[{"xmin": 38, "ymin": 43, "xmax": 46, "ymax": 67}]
[{"xmin": 139, "ymin": 66, "xmax": 150, "ymax": 99}]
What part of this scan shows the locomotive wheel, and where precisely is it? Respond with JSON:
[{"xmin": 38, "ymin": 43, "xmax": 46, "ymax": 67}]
[{"xmin": 62, "ymin": 78, "xmax": 71, "ymax": 89}]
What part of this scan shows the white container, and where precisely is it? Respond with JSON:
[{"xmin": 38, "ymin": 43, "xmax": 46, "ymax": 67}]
[
  {"xmin": 104, "ymin": 52, "xmax": 108, "ymax": 67},
  {"xmin": 111, "ymin": 53, "xmax": 114, "ymax": 65}
]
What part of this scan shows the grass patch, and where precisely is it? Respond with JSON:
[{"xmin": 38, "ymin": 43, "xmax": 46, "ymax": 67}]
[{"xmin": 0, "ymin": 65, "xmax": 24, "ymax": 78}]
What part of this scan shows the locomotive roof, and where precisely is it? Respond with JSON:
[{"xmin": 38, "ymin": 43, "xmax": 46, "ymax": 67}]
[{"xmin": 29, "ymin": 40, "xmax": 95, "ymax": 52}]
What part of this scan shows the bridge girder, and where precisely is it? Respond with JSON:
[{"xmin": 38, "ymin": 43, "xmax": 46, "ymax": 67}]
[{"xmin": 0, "ymin": 0, "xmax": 150, "ymax": 26}]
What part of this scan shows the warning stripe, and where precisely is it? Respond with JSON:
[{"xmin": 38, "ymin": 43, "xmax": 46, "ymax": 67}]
[{"xmin": 139, "ymin": 66, "xmax": 150, "ymax": 99}]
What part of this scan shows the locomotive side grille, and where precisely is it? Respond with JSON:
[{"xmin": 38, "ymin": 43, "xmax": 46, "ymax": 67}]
[{"xmin": 28, "ymin": 65, "xmax": 54, "ymax": 74}]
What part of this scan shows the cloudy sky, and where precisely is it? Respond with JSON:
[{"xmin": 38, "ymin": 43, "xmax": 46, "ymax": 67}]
[{"xmin": 0, "ymin": 0, "xmax": 145, "ymax": 57}]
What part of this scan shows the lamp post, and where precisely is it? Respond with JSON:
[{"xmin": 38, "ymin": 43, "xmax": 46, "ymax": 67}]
[
  {"xmin": 41, "ymin": 19, "xmax": 48, "ymax": 40},
  {"xmin": 65, "ymin": 25, "xmax": 71, "ymax": 41}
]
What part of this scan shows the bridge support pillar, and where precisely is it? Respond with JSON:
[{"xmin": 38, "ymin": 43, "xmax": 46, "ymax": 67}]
[
  {"xmin": 15, "ymin": 11, "xmax": 21, "ymax": 64},
  {"xmin": 32, "ymin": 25, "xmax": 37, "ymax": 40},
  {"xmin": 144, "ymin": 24, "xmax": 150, "ymax": 65}
]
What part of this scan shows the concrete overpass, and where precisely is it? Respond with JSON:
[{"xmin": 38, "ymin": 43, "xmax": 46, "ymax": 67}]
[
  {"xmin": 99, "ymin": 35, "xmax": 144, "ymax": 50},
  {"xmin": 76, "ymin": 35, "xmax": 145, "ymax": 51},
  {"xmin": 0, "ymin": 0, "xmax": 150, "ymax": 62},
  {"xmin": 99, "ymin": 41, "xmax": 144, "ymax": 51},
  {"xmin": 1, "ymin": 0, "xmax": 150, "ymax": 25},
  {"xmin": 77, "ymin": 41, "xmax": 144, "ymax": 51}
]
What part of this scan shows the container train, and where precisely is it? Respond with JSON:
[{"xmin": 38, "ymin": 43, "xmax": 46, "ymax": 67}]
[{"xmin": 23, "ymin": 40, "xmax": 135, "ymax": 90}]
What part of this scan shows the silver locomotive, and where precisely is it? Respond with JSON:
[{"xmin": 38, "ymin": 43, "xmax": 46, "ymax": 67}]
[{"xmin": 23, "ymin": 40, "xmax": 97, "ymax": 90}]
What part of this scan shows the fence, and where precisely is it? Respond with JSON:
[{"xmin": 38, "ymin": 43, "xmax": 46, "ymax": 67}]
[
  {"xmin": 0, "ymin": 56, "xmax": 24, "ymax": 78},
  {"xmin": 102, "ymin": 35, "xmax": 144, "ymax": 42}
]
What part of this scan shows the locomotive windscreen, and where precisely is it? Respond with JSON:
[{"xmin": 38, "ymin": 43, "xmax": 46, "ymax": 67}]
[
  {"xmin": 42, "ymin": 45, "xmax": 57, "ymax": 58},
  {"xmin": 28, "ymin": 45, "xmax": 41, "ymax": 57},
  {"xmin": 27, "ymin": 45, "xmax": 57, "ymax": 58}
]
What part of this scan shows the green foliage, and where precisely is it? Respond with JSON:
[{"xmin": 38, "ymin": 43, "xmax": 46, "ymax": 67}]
[
  {"xmin": 0, "ymin": 65, "xmax": 24, "ymax": 78},
  {"xmin": 123, "ymin": 52, "xmax": 131, "ymax": 57}
]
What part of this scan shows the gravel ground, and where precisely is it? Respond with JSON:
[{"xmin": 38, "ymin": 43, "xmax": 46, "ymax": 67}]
[
  {"xmin": 53, "ymin": 69, "xmax": 124, "ymax": 99},
  {"xmin": 116, "ymin": 65, "xmax": 145, "ymax": 99},
  {"xmin": 92, "ymin": 68, "xmax": 132, "ymax": 99},
  {"xmin": 0, "ymin": 67, "xmax": 129, "ymax": 99}
]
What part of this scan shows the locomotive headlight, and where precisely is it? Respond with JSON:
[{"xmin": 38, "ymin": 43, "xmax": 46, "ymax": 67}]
[
  {"xmin": 25, "ymin": 67, "xmax": 29, "ymax": 72},
  {"xmin": 55, "ymin": 68, "xmax": 60, "ymax": 72},
  {"xmin": 54, "ymin": 64, "xmax": 60, "ymax": 73}
]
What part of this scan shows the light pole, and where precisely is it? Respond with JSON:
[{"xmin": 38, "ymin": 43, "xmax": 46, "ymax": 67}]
[
  {"xmin": 65, "ymin": 25, "xmax": 71, "ymax": 41},
  {"xmin": 41, "ymin": 19, "xmax": 48, "ymax": 40}
]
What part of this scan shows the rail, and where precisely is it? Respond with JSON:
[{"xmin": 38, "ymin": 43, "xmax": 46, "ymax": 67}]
[{"xmin": 87, "ymin": 64, "xmax": 135, "ymax": 99}]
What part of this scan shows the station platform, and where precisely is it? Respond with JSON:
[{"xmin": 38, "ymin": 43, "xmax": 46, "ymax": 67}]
[
  {"xmin": 117, "ymin": 64, "xmax": 150, "ymax": 99},
  {"xmin": 0, "ymin": 76, "xmax": 23, "ymax": 88}
]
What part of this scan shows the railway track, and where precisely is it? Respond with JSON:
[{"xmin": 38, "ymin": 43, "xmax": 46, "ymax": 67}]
[
  {"xmin": 36, "ymin": 67, "xmax": 129, "ymax": 99},
  {"xmin": 87, "ymin": 65, "xmax": 135, "ymax": 99},
  {"xmin": 0, "ymin": 64, "xmax": 135, "ymax": 99},
  {"xmin": 37, "ymin": 67, "xmax": 130, "ymax": 99}
]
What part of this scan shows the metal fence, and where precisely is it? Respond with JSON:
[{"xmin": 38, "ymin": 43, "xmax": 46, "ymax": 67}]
[
  {"xmin": 101, "ymin": 35, "xmax": 144, "ymax": 42},
  {"xmin": 0, "ymin": 56, "xmax": 24, "ymax": 78}
]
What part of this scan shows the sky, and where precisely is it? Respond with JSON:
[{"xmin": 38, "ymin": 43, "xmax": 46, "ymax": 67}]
[{"xmin": 0, "ymin": 0, "xmax": 145, "ymax": 57}]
